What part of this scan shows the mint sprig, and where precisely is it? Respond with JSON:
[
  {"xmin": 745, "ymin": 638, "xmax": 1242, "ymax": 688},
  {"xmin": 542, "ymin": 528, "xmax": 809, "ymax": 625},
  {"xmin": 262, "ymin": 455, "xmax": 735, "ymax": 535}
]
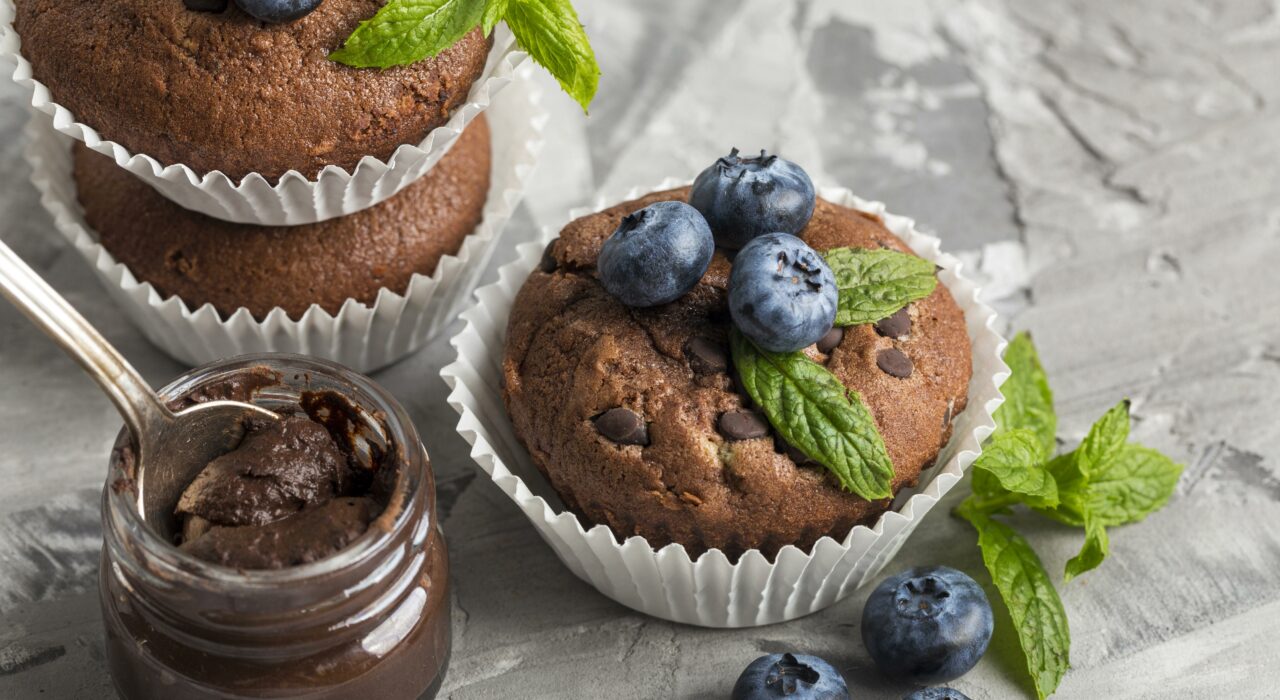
[
  {"xmin": 730, "ymin": 329, "xmax": 894, "ymax": 500},
  {"xmin": 956, "ymin": 331, "xmax": 1183, "ymax": 698},
  {"xmin": 956, "ymin": 502, "xmax": 1070, "ymax": 700},
  {"xmin": 824, "ymin": 247, "xmax": 938, "ymax": 326},
  {"xmin": 330, "ymin": 0, "xmax": 601, "ymax": 113}
]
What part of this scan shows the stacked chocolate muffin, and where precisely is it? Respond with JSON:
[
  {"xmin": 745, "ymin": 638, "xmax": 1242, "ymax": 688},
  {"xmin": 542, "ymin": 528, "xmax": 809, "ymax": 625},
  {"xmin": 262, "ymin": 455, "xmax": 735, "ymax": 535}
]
[{"xmin": 13, "ymin": 0, "xmax": 502, "ymax": 360}]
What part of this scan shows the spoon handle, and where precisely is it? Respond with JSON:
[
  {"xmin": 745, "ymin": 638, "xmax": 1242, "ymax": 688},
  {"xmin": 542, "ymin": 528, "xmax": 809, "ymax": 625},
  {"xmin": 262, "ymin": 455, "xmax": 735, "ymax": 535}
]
[{"xmin": 0, "ymin": 238, "xmax": 173, "ymax": 438}]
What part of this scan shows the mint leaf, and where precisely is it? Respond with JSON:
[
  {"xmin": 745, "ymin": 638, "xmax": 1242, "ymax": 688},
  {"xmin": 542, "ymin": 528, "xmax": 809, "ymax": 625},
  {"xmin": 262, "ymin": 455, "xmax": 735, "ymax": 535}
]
[
  {"xmin": 970, "ymin": 428, "xmax": 1059, "ymax": 507},
  {"xmin": 330, "ymin": 0, "xmax": 485, "ymax": 69},
  {"xmin": 1076, "ymin": 400, "xmax": 1130, "ymax": 480},
  {"xmin": 481, "ymin": 0, "xmax": 507, "ymax": 34},
  {"xmin": 505, "ymin": 0, "xmax": 600, "ymax": 113},
  {"xmin": 1063, "ymin": 507, "xmax": 1108, "ymax": 582},
  {"xmin": 823, "ymin": 248, "xmax": 938, "ymax": 327},
  {"xmin": 993, "ymin": 332, "xmax": 1056, "ymax": 458},
  {"xmin": 731, "ymin": 329, "xmax": 894, "ymax": 500},
  {"xmin": 958, "ymin": 502, "xmax": 1070, "ymax": 700},
  {"xmin": 1039, "ymin": 443, "xmax": 1182, "ymax": 528},
  {"xmin": 1084, "ymin": 444, "xmax": 1182, "ymax": 525}
]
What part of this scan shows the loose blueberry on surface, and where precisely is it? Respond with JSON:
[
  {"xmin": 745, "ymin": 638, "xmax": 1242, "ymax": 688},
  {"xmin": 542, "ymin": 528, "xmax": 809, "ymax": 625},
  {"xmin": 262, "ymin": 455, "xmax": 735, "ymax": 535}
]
[
  {"xmin": 690, "ymin": 148, "xmax": 816, "ymax": 249},
  {"xmin": 598, "ymin": 201, "xmax": 715, "ymax": 307},
  {"xmin": 904, "ymin": 688, "xmax": 973, "ymax": 700},
  {"xmin": 728, "ymin": 233, "xmax": 837, "ymax": 353},
  {"xmin": 731, "ymin": 653, "xmax": 850, "ymax": 700},
  {"xmin": 234, "ymin": 0, "xmax": 324, "ymax": 23},
  {"xmin": 185, "ymin": 0, "xmax": 230, "ymax": 11},
  {"xmin": 861, "ymin": 567, "xmax": 994, "ymax": 684}
]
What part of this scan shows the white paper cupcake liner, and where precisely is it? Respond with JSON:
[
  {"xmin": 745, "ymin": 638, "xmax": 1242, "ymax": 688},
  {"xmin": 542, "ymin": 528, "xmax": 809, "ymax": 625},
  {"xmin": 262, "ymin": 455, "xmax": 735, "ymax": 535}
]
[
  {"xmin": 442, "ymin": 180, "xmax": 1009, "ymax": 627},
  {"xmin": 24, "ymin": 72, "xmax": 546, "ymax": 374},
  {"xmin": 0, "ymin": 0, "xmax": 527, "ymax": 226}
]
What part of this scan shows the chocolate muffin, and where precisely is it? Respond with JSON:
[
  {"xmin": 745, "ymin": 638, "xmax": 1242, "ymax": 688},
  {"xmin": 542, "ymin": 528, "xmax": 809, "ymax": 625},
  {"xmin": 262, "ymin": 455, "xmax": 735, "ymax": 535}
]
[
  {"xmin": 14, "ymin": 0, "xmax": 492, "ymax": 180},
  {"xmin": 73, "ymin": 115, "xmax": 491, "ymax": 320},
  {"xmin": 502, "ymin": 188, "xmax": 972, "ymax": 558}
]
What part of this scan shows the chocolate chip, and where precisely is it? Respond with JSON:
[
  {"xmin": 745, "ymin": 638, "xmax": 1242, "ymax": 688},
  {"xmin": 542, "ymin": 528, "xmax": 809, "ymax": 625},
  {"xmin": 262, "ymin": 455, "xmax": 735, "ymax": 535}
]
[
  {"xmin": 776, "ymin": 437, "xmax": 815, "ymax": 465},
  {"xmin": 593, "ymin": 408, "xmax": 649, "ymax": 445},
  {"xmin": 816, "ymin": 327, "xmax": 844, "ymax": 353},
  {"xmin": 942, "ymin": 399, "xmax": 954, "ymax": 428},
  {"xmin": 539, "ymin": 239, "xmax": 559, "ymax": 273},
  {"xmin": 874, "ymin": 307, "xmax": 911, "ymax": 339},
  {"xmin": 685, "ymin": 337, "xmax": 728, "ymax": 375},
  {"xmin": 876, "ymin": 348, "xmax": 914, "ymax": 378},
  {"xmin": 719, "ymin": 410, "xmax": 770, "ymax": 440}
]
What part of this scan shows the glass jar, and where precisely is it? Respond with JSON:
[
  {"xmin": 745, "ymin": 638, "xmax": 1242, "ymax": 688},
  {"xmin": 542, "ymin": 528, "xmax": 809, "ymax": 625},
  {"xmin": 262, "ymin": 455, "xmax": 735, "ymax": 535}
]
[{"xmin": 99, "ymin": 355, "xmax": 450, "ymax": 699}]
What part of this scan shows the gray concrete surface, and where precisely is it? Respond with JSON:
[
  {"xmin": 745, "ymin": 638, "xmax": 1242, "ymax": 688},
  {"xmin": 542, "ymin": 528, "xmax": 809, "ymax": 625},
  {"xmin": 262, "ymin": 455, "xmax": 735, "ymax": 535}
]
[{"xmin": 2, "ymin": 0, "xmax": 1279, "ymax": 698}]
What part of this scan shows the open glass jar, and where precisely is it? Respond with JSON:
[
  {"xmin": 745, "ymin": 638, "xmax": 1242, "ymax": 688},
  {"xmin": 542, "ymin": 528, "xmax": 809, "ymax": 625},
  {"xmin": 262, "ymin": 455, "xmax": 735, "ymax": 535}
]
[{"xmin": 99, "ymin": 355, "xmax": 450, "ymax": 699}]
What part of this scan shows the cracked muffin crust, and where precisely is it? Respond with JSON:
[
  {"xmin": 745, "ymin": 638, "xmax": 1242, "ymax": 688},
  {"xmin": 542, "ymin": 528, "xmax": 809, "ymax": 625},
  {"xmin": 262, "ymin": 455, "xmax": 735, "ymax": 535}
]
[
  {"xmin": 72, "ymin": 115, "xmax": 491, "ymax": 321},
  {"xmin": 502, "ymin": 188, "xmax": 972, "ymax": 558},
  {"xmin": 13, "ymin": 0, "xmax": 492, "ymax": 180}
]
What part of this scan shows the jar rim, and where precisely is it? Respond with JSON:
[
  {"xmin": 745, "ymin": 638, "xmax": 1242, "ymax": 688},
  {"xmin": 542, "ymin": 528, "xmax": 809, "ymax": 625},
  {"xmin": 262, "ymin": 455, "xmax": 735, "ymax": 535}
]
[{"xmin": 104, "ymin": 353, "xmax": 429, "ymax": 589}]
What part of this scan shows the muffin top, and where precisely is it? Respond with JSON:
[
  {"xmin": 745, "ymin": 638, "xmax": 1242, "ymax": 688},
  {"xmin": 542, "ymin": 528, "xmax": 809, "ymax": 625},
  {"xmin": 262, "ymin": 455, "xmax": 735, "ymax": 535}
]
[
  {"xmin": 73, "ymin": 114, "xmax": 492, "ymax": 320},
  {"xmin": 14, "ymin": 0, "xmax": 491, "ymax": 180},
  {"xmin": 502, "ymin": 188, "xmax": 972, "ymax": 558}
]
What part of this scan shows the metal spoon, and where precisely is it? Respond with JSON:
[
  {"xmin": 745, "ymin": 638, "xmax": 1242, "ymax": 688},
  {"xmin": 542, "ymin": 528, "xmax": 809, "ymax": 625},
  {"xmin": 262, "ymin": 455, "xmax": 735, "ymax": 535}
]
[{"xmin": 0, "ymin": 238, "xmax": 278, "ymax": 537}]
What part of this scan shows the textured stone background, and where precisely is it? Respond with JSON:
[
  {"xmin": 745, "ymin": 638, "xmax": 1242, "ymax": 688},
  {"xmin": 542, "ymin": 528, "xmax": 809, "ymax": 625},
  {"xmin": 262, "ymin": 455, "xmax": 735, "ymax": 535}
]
[{"xmin": 2, "ymin": 0, "xmax": 1279, "ymax": 698}]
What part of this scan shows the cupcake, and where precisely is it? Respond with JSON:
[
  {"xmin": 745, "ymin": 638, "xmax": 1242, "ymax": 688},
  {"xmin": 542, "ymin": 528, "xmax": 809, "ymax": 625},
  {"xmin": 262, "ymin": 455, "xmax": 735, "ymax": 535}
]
[
  {"xmin": 26, "ymin": 71, "xmax": 546, "ymax": 372},
  {"xmin": 502, "ymin": 185, "xmax": 971, "ymax": 558},
  {"xmin": 444, "ymin": 158, "xmax": 1006, "ymax": 626},
  {"xmin": 73, "ymin": 115, "xmax": 491, "ymax": 321},
  {"xmin": 12, "ymin": 0, "xmax": 491, "ymax": 180},
  {"xmin": 4, "ymin": 0, "xmax": 525, "ymax": 225}
]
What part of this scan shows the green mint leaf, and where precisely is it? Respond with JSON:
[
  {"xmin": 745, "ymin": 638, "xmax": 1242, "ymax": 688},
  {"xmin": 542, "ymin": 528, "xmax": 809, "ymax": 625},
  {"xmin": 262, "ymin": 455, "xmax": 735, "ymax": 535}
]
[
  {"xmin": 1035, "ymin": 452, "xmax": 1085, "ymax": 527},
  {"xmin": 481, "ymin": 0, "xmax": 508, "ymax": 34},
  {"xmin": 505, "ymin": 0, "xmax": 600, "ymax": 113},
  {"xmin": 731, "ymin": 329, "xmax": 894, "ymax": 500},
  {"xmin": 1038, "ymin": 443, "xmax": 1182, "ymax": 527},
  {"xmin": 1076, "ymin": 400, "xmax": 1130, "ymax": 480},
  {"xmin": 970, "ymin": 428, "xmax": 1059, "ymax": 507},
  {"xmin": 993, "ymin": 332, "xmax": 1056, "ymax": 458},
  {"xmin": 1084, "ymin": 444, "xmax": 1182, "ymax": 526},
  {"xmin": 330, "ymin": 0, "xmax": 485, "ymax": 69},
  {"xmin": 958, "ymin": 502, "xmax": 1070, "ymax": 700},
  {"xmin": 1063, "ymin": 506, "xmax": 1109, "ymax": 582},
  {"xmin": 823, "ymin": 248, "xmax": 938, "ymax": 327}
]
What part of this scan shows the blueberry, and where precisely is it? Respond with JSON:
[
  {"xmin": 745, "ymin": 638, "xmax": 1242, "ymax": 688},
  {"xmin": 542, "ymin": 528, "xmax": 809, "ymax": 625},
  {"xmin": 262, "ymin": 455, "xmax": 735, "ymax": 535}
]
[
  {"xmin": 234, "ymin": 0, "xmax": 324, "ymax": 23},
  {"xmin": 184, "ymin": 0, "xmax": 229, "ymax": 11},
  {"xmin": 904, "ymin": 689, "xmax": 973, "ymax": 700},
  {"xmin": 690, "ymin": 148, "xmax": 816, "ymax": 249},
  {"xmin": 861, "ymin": 567, "xmax": 994, "ymax": 684},
  {"xmin": 728, "ymin": 233, "xmax": 837, "ymax": 353},
  {"xmin": 731, "ymin": 653, "xmax": 849, "ymax": 700},
  {"xmin": 597, "ymin": 201, "xmax": 714, "ymax": 307}
]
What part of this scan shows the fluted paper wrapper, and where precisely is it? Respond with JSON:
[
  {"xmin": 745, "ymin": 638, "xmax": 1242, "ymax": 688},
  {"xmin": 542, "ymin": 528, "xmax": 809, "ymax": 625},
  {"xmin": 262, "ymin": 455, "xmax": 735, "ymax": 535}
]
[
  {"xmin": 25, "ymin": 75, "xmax": 545, "ymax": 373},
  {"xmin": 442, "ymin": 180, "xmax": 1009, "ymax": 627},
  {"xmin": 1, "ymin": 0, "xmax": 526, "ymax": 226}
]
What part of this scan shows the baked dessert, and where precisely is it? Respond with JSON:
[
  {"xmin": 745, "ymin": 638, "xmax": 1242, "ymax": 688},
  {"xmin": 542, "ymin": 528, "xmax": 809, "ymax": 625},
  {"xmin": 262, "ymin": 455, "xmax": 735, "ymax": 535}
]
[
  {"xmin": 13, "ymin": 0, "xmax": 491, "ymax": 179},
  {"xmin": 502, "ymin": 155, "xmax": 971, "ymax": 558},
  {"xmin": 72, "ymin": 114, "xmax": 491, "ymax": 320}
]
